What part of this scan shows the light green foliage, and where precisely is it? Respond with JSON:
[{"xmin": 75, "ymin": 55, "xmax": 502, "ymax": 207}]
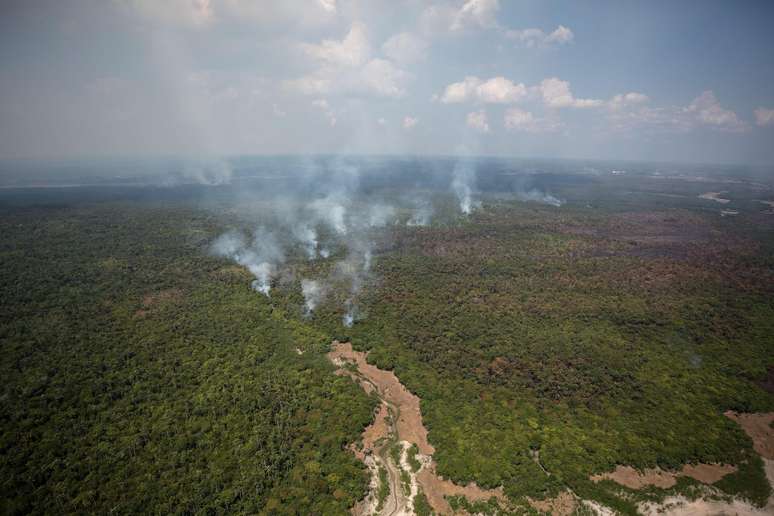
[{"xmin": 377, "ymin": 466, "xmax": 390, "ymax": 511}]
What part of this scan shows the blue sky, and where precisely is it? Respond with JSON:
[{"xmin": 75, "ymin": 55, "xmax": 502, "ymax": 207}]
[{"xmin": 1, "ymin": 0, "xmax": 773, "ymax": 164}]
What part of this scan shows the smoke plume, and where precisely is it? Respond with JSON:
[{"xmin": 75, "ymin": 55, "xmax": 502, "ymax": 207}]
[
  {"xmin": 452, "ymin": 161, "xmax": 476, "ymax": 214},
  {"xmin": 301, "ymin": 279, "xmax": 326, "ymax": 317},
  {"xmin": 211, "ymin": 227, "xmax": 285, "ymax": 297}
]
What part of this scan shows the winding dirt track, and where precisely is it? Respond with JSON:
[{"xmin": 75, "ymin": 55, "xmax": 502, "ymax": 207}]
[{"xmin": 328, "ymin": 341, "xmax": 505, "ymax": 515}]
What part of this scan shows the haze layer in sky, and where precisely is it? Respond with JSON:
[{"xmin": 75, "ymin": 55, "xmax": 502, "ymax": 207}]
[{"xmin": 1, "ymin": 0, "xmax": 773, "ymax": 164}]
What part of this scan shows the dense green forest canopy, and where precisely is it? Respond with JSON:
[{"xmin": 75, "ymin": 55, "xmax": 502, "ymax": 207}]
[{"xmin": 1, "ymin": 160, "xmax": 773, "ymax": 513}]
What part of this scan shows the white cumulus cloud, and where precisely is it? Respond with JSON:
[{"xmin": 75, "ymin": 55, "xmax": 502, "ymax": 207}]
[
  {"xmin": 506, "ymin": 25, "xmax": 574, "ymax": 48},
  {"xmin": 451, "ymin": 0, "xmax": 500, "ymax": 31},
  {"xmin": 466, "ymin": 110, "xmax": 490, "ymax": 132},
  {"xmin": 607, "ymin": 90, "xmax": 747, "ymax": 133},
  {"xmin": 755, "ymin": 107, "xmax": 774, "ymax": 127},
  {"xmin": 289, "ymin": 22, "xmax": 409, "ymax": 99},
  {"xmin": 538, "ymin": 77, "xmax": 603, "ymax": 109},
  {"xmin": 301, "ymin": 22, "xmax": 370, "ymax": 67},
  {"xmin": 438, "ymin": 76, "xmax": 527, "ymax": 104},
  {"xmin": 504, "ymin": 108, "xmax": 563, "ymax": 133},
  {"xmin": 403, "ymin": 116, "xmax": 418, "ymax": 129},
  {"xmin": 382, "ymin": 32, "xmax": 428, "ymax": 65},
  {"xmin": 685, "ymin": 91, "xmax": 747, "ymax": 132},
  {"xmin": 607, "ymin": 92, "xmax": 649, "ymax": 111}
]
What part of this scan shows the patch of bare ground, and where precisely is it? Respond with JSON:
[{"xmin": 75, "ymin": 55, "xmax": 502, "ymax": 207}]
[
  {"xmin": 680, "ymin": 464, "xmax": 738, "ymax": 484},
  {"xmin": 328, "ymin": 341, "xmax": 433, "ymax": 456},
  {"xmin": 527, "ymin": 491, "xmax": 577, "ymax": 515},
  {"xmin": 591, "ymin": 466, "xmax": 678, "ymax": 489},
  {"xmin": 591, "ymin": 463, "xmax": 737, "ymax": 490},
  {"xmin": 724, "ymin": 412, "xmax": 774, "ymax": 459},
  {"xmin": 356, "ymin": 403, "xmax": 390, "ymax": 461},
  {"xmin": 328, "ymin": 341, "xmax": 506, "ymax": 515},
  {"xmin": 638, "ymin": 412, "xmax": 774, "ymax": 515},
  {"xmin": 416, "ymin": 463, "xmax": 507, "ymax": 515}
]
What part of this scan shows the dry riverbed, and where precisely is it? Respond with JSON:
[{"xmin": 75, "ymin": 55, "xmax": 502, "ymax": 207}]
[{"xmin": 328, "ymin": 341, "xmax": 505, "ymax": 515}]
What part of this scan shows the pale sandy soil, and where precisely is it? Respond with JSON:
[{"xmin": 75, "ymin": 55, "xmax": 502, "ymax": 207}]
[
  {"xmin": 328, "ymin": 341, "xmax": 505, "ymax": 515},
  {"xmin": 699, "ymin": 192, "xmax": 731, "ymax": 204}
]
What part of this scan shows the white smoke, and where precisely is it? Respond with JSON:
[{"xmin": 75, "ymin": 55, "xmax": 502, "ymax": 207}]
[
  {"xmin": 452, "ymin": 161, "xmax": 476, "ymax": 214},
  {"xmin": 209, "ymin": 161, "xmax": 404, "ymax": 325},
  {"xmin": 367, "ymin": 204, "xmax": 396, "ymax": 227},
  {"xmin": 336, "ymin": 239, "xmax": 372, "ymax": 327},
  {"xmin": 292, "ymin": 223, "xmax": 319, "ymax": 259},
  {"xmin": 210, "ymin": 229, "xmax": 245, "ymax": 257},
  {"xmin": 517, "ymin": 189, "xmax": 564, "ymax": 207},
  {"xmin": 178, "ymin": 158, "xmax": 233, "ymax": 185},
  {"xmin": 249, "ymin": 262, "xmax": 275, "ymax": 296},
  {"xmin": 301, "ymin": 279, "xmax": 326, "ymax": 317},
  {"xmin": 211, "ymin": 227, "xmax": 285, "ymax": 297},
  {"xmin": 407, "ymin": 198, "xmax": 433, "ymax": 226},
  {"xmin": 311, "ymin": 196, "xmax": 348, "ymax": 234},
  {"xmin": 342, "ymin": 305, "xmax": 355, "ymax": 327}
]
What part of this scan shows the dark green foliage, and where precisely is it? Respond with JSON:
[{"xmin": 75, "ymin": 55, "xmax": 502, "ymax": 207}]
[
  {"xmin": 407, "ymin": 443, "xmax": 421, "ymax": 472},
  {"xmin": 446, "ymin": 495, "xmax": 502, "ymax": 515},
  {"xmin": 413, "ymin": 490, "xmax": 433, "ymax": 516},
  {"xmin": 0, "ymin": 203, "xmax": 375, "ymax": 514},
  {"xmin": 2, "ymin": 170, "xmax": 774, "ymax": 513},
  {"xmin": 715, "ymin": 453, "xmax": 772, "ymax": 507},
  {"xmin": 339, "ymin": 200, "xmax": 774, "ymax": 508}
]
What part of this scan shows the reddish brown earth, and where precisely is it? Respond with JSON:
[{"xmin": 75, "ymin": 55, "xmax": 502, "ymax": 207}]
[
  {"xmin": 527, "ymin": 491, "xmax": 577, "ymax": 515},
  {"xmin": 329, "ymin": 341, "xmax": 433, "ymax": 456},
  {"xmin": 725, "ymin": 411, "xmax": 774, "ymax": 459},
  {"xmin": 328, "ymin": 341, "xmax": 505, "ymax": 515},
  {"xmin": 416, "ymin": 463, "xmax": 507, "ymax": 514},
  {"xmin": 591, "ymin": 462, "xmax": 737, "ymax": 490},
  {"xmin": 591, "ymin": 466, "xmax": 678, "ymax": 489}
]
